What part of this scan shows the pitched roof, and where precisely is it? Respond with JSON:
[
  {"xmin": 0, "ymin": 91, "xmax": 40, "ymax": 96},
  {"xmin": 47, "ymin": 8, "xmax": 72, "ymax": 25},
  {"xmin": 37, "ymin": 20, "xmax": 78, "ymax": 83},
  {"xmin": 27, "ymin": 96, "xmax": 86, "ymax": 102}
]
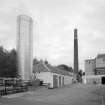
[
  {"xmin": 33, "ymin": 61, "xmax": 72, "ymax": 76},
  {"xmin": 47, "ymin": 64, "xmax": 72, "ymax": 76},
  {"xmin": 33, "ymin": 62, "xmax": 49, "ymax": 72}
]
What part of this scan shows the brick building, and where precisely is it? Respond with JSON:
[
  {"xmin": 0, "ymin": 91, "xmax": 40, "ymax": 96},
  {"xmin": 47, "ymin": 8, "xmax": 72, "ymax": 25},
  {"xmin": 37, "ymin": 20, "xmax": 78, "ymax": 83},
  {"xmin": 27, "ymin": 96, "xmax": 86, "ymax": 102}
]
[{"xmin": 83, "ymin": 54, "xmax": 105, "ymax": 84}]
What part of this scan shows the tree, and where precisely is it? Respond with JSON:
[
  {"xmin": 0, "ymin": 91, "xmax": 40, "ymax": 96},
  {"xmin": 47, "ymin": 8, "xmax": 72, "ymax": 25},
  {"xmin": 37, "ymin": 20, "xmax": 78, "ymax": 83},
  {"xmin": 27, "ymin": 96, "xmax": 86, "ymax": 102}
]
[
  {"xmin": 57, "ymin": 64, "xmax": 73, "ymax": 72},
  {"xmin": 83, "ymin": 72, "xmax": 85, "ymax": 76},
  {"xmin": 44, "ymin": 59, "xmax": 48, "ymax": 64},
  {"xmin": 33, "ymin": 58, "xmax": 39, "ymax": 65},
  {"xmin": 7, "ymin": 49, "xmax": 18, "ymax": 77},
  {"xmin": 0, "ymin": 46, "xmax": 8, "ymax": 77},
  {"xmin": 78, "ymin": 70, "xmax": 83, "ymax": 83},
  {"xmin": 0, "ymin": 47, "xmax": 18, "ymax": 78},
  {"xmin": 78, "ymin": 70, "xmax": 83, "ymax": 77}
]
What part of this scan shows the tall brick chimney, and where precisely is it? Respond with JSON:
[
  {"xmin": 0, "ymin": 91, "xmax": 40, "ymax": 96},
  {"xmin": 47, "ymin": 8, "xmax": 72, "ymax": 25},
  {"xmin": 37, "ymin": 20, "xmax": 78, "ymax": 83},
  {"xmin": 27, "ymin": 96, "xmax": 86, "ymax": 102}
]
[{"xmin": 74, "ymin": 28, "xmax": 79, "ymax": 80}]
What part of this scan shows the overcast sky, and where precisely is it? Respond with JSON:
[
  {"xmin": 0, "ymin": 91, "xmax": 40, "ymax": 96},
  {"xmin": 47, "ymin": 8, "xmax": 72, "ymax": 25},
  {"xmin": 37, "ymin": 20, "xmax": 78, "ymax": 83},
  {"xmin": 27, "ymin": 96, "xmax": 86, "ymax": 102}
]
[{"xmin": 0, "ymin": 0, "xmax": 105, "ymax": 70}]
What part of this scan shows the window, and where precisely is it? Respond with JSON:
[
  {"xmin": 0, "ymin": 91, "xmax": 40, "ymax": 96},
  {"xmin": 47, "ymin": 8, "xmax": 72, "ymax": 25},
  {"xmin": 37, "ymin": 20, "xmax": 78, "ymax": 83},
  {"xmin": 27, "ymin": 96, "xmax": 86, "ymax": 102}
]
[{"xmin": 103, "ymin": 58, "xmax": 105, "ymax": 62}]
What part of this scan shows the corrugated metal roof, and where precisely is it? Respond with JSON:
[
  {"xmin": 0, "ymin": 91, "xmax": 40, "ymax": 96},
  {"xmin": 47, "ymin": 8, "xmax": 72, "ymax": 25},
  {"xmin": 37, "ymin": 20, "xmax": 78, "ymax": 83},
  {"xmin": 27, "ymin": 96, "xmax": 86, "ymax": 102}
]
[
  {"xmin": 47, "ymin": 64, "xmax": 72, "ymax": 76},
  {"xmin": 33, "ymin": 62, "xmax": 49, "ymax": 73},
  {"xmin": 33, "ymin": 61, "xmax": 72, "ymax": 76}
]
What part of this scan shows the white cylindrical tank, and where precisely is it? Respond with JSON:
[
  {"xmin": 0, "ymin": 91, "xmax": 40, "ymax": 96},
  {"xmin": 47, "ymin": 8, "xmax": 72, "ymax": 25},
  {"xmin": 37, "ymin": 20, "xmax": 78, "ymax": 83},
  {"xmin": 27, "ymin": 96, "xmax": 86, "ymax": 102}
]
[{"xmin": 17, "ymin": 15, "xmax": 33, "ymax": 81}]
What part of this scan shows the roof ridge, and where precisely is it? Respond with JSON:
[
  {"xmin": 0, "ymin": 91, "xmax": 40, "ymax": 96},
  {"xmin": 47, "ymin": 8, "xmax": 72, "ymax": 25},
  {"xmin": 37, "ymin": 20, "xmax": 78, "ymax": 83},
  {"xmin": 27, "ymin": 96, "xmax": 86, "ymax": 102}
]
[{"xmin": 42, "ymin": 62, "xmax": 51, "ymax": 72}]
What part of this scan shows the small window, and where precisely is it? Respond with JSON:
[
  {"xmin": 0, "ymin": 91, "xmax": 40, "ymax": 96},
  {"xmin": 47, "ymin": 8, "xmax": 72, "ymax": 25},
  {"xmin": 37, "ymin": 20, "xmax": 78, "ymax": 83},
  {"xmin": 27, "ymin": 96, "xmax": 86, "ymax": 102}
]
[{"xmin": 98, "ymin": 71, "xmax": 100, "ymax": 74}]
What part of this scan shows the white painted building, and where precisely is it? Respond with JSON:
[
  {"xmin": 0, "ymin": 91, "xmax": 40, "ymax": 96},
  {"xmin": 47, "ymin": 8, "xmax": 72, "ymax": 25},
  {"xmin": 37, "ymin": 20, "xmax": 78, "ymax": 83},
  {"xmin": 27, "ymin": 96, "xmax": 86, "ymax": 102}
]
[{"xmin": 33, "ymin": 61, "xmax": 73, "ymax": 88}]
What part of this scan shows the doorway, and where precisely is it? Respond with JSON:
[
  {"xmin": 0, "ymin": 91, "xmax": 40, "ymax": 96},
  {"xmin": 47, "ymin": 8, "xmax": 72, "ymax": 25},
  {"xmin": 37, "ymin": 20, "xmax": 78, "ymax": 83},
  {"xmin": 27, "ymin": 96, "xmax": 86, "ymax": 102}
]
[
  {"xmin": 101, "ymin": 77, "xmax": 105, "ymax": 84},
  {"xmin": 59, "ymin": 76, "xmax": 61, "ymax": 87},
  {"xmin": 53, "ymin": 75, "xmax": 58, "ymax": 88}
]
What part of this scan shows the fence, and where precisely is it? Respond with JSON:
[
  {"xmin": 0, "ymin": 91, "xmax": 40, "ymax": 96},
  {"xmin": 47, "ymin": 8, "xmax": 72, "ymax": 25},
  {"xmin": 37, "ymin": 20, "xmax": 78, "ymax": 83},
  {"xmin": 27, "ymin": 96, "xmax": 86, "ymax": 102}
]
[{"xmin": 0, "ymin": 78, "xmax": 28, "ymax": 96}]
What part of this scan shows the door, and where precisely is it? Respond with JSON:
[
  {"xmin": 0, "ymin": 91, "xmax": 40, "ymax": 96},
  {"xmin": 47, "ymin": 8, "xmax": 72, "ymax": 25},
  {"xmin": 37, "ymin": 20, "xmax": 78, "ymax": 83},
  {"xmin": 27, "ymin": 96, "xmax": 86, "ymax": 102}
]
[
  {"xmin": 62, "ymin": 77, "xmax": 64, "ymax": 86},
  {"xmin": 59, "ymin": 76, "xmax": 61, "ymax": 87},
  {"xmin": 102, "ymin": 77, "xmax": 105, "ymax": 84},
  {"xmin": 53, "ymin": 75, "xmax": 58, "ymax": 88}
]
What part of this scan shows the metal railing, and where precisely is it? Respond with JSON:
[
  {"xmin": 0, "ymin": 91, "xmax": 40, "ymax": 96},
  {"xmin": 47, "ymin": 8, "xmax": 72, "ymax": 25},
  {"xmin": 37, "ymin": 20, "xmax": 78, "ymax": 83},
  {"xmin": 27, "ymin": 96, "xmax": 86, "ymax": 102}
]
[{"xmin": 0, "ymin": 78, "xmax": 28, "ymax": 96}]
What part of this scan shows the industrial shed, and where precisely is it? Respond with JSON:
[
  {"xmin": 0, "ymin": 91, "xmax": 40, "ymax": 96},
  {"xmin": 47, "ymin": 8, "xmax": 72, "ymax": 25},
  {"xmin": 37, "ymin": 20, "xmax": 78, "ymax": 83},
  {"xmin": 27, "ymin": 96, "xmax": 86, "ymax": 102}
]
[{"xmin": 33, "ymin": 61, "xmax": 73, "ymax": 88}]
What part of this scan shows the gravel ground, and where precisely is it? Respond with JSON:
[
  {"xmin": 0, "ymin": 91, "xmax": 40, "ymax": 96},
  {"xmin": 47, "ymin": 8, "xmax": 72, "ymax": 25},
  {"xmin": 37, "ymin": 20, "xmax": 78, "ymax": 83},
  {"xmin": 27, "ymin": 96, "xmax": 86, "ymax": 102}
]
[{"xmin": 0, "ymin": 84, "xmax": 105, "ymax": 105}]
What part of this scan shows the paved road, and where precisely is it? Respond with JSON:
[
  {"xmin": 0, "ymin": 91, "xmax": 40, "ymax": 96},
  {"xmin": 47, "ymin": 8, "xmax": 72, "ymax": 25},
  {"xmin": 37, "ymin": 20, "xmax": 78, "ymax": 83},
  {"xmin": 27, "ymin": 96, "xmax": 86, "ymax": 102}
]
[{"xmin": 0, "ymin": 84, "xmax": 105, "ymax": 105}]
